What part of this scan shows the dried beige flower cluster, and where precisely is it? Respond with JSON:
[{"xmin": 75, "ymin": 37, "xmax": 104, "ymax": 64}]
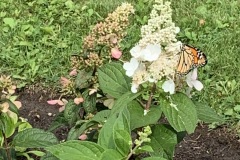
[
  {"xmin": 72, "ymin": 3, "xmax": 134, "ymax": 70},
  {"xmin": 124, "ymin": 0, "xmax": 181, "ymax": 93},
  {"xmin": 0, "ymin": 75, "xmax": 21, "ymax": 113},
  {"xmin": 83, "ymin": 3, "xmax": 134, "ymax": 50},
  {"xmin": 0, "ymin": 75, "xmax": 16, "ymax": 98}
]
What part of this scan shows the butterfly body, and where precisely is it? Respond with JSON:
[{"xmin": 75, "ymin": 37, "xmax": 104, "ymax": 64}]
[{"xmin": 176, "ymin": 44, "xmax": 207, "ymax": 75}]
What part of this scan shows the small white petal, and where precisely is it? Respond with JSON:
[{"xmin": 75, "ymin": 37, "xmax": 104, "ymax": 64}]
[
  {"xmin": 123, "ymin": 58, "xmax": 139, "ymax": 77},
  {"xmin": 162, "ymin": 79, "xmax": 175, "ymax": 94},
  {"xmin": 175, "ymin": 27, "xmax": 180, "ymax": 33},
  {"xmin": 191, "ymin": 68, "xmax": 198, "ymax": 80},
  {"xmin": 186, "ymin": 76, "xmax": 193, "ymax": 88},
  {"xmin": 192, "ymin": 80, "xmax": 203, "ymax": 91},
  {"xmin": 131, "ymin": 83, "xmax": 139, "ymax": 93},
  {"xmin": 130, "ymin": 45, "xmax": 142, "ymax": 59},
  {"xmin": 186, "ymin": 69, "xmax": 203, "ymax": 91},
  {"xmin": 142, "ymin": 44, "xmax": 161, "ymax": 62}
]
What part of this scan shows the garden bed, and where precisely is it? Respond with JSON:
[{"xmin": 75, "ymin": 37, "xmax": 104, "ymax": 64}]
[{"xmin": 18, "ymin": 90, "xmax": 240, "ymax": 160}]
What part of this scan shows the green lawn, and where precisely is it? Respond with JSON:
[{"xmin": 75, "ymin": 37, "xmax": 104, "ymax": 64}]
[{"xmin": 1, "ymin": 0, "xmax": 239, "ymax": 129}]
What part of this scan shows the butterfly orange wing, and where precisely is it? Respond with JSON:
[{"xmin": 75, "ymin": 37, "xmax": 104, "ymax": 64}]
[{"xmin": 176, "ymin": 44, "xmax": 207, "ymax": 75}]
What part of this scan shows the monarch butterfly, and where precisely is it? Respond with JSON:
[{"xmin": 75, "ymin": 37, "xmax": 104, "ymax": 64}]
[{"xmin": 176, "ymin": 44, "xmax": 207, "ymax": 75}]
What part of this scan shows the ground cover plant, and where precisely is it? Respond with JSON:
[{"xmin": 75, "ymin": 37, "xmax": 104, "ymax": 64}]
[{"xmin": 0, "ymin": 0, "xmax": 240, "ymax": 159}]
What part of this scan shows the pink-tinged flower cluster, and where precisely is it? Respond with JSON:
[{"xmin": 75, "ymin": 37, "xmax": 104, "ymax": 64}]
[
  {"xmin": 0, "ymin": 75, "xmax": 22, "ymax": 113},
  {"xmin": 71, "ymin": 3, "xmax": 134, "ymax": 70}
]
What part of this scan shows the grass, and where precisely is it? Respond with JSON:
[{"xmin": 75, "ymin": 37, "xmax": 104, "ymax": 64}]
[
  {"xmin": 0, "ymin": 0, "xmax": 240, "ymax": 130},
  {"xmin": 172, "ymin": 0, "xmax": 240, "ymax": 125}
]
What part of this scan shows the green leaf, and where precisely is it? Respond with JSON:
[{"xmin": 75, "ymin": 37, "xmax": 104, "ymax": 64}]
[
  {"xmin": 12, "ymin": 128, "xmax": 59, "ymax": 148},
  {"xmin": 100, "ymin": 149, "xmax": 123, "ymax": 160},
  {"xmin": 48, "ymin": 112, "xmax": 68, "ymax": 132},
  {"xmin": 46, "ymin": 140, "xmax": 104, "ymax": 160},
  {"xmin": 88, "ymin": 9, "xmax": 94, "ymax": 17},
  {"xmin": 97, "ymin": 114, "xmax": 117, "ymax": 148},
  {"xmin": 0, "ymin": 131, "xmax": 3, "ymax": 147},
  {"xmin": 18, "ymin": 121, "xmax": 32, "ymax": 132},
  {"xmin": 65, "ymin": 0, "xmax": 74, "ymax": 9},
  {"xmin": 3, "ymin": 17, "xmax": 16, "ymax": 28},
  {"xmin": 161, "ymin": 93, "xmax": 198, "ymax": 133},
  {"xmin": 0, "ymin": 148, "xmax": 16, "ymax": 160},
  {"xmin": 40, "ymin": 26, "xmax": 54, "ymax": 34},
  {"xmin": 26, "ymin": 150, "xmax": 45, "ymax": 156},
  {"xmin": 135, "ymin": 145, "xmax": 154, "ymax": 154},
  {"xmin": 40, "ymin": 152, "xmax": 58, "ymax": 160},
  {"xmin": 82, "ymin": 90, "xmax": 97, "ymax": 113},
  {"xmin": 224, "ymin": 108, "xmax": 233, "ymax": 116},
  {"xmin": 128, "ymin": 101, "xmax": 162, "ymax": 130},
  {"xmin": 64, "ymin": 100, "xmax": 81, "ymax": 125},
  {"xmin": 0, "ymin": 113, "xmax": 15, "ymax": 138},
  {"xmin": 234, "ymin": 105, "xmax": 240, "ymax": 112},
  {"xmin": 148, "ymin": 125, "xmax": 177, "ymax": 159},
  {"xmin": 4, "ymin": 99, "xmax": 19, "ymax": 115},
  {"xmin": 98, "ymin": 62, "xmax": 131, "ymax": 98},
  {"xmin": 98, "ymin": 107, "xmax": 130, "ymax": 149},
  {"xmin": 111, "ymin": 91, "xmax": 141, "ymax": 116},
  {"xmin": 75, "ymin": 69, "xmax": 93, "ymax": 89},
  {"xmin": 67, "ymin": 120, "xmax": 96, "ymax": 140},
  {"xmin": 113, "ymin": 129, "xmax": 131, "ymax": 156},
  {"xmin": 194, "ymin": 101, "xmax": 224, "ymax": 123},
  {"xmin": 92, "ymin": 110, "xmax": 111, "ymax": 123}
]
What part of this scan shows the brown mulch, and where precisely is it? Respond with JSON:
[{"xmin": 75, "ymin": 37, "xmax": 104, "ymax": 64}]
[{"xmin": 17, "ymin": 91, "xmax": 240, "ymax": 160}]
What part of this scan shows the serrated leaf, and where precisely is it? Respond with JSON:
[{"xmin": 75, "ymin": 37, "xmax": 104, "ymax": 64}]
[
  {"xmin": 98, "ymin": 107, "xmax": 130, "ymax": 149},
  {"xmin": 128, "ymin": 101, "xmax": 162, "ymax": 130},
  {"xmin": 12, "ymin": 128, "xmax": 59, "ymax": 148},
  {"xmin": 46, "ymin": 140, "xmax": 104, "ymax": 160},
  {"xmin": 98, "ymin": 62, "xmax": 131, "ymax": 98},
  {"xmin": 161, "ymin": 93, "xmax": 197, "ymax": 133},
  {"xmin": 148, "ymin": 125, "xmax": 177, "ymax": 159},
  {"xmin": 114, "ymin": 129, "xmax": 131, "ymax": 156},
  {"xmin": 100, "ymin": 149, "xmax": 123, "ymax": 160},
  {"xmin": 194, "ymin": 101, "xmax": 224, "ymax": 123}
]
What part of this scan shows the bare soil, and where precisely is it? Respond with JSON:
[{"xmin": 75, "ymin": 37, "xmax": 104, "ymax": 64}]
[{"xmin": 17, "ymin": 91, "xmax": 240, "ymax": 160}]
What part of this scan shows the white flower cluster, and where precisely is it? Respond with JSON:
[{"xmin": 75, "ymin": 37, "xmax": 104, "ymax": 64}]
[
  {"xmin": 123, "ymin": 0, "xmax": 181, "ymax": 93},
  {"xmin": 139, "ymin": 0, "xmax": 179, "ymax": 47}
]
